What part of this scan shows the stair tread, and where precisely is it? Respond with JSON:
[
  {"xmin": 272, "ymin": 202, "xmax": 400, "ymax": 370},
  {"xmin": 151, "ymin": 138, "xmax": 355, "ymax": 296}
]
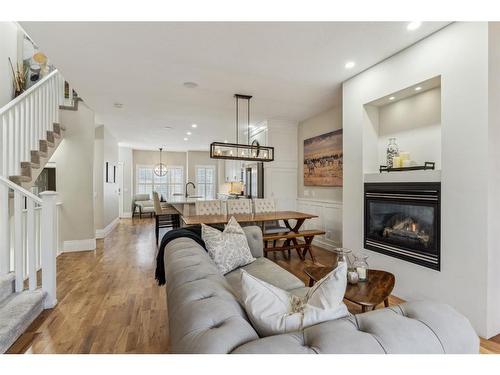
[
  {"xmin": 0, "ymin": 289, "xmax": 46, "ymax": 353},
  {"xmin": 0, "ymin": 273, "xmax": 15, "ymax": 305}
]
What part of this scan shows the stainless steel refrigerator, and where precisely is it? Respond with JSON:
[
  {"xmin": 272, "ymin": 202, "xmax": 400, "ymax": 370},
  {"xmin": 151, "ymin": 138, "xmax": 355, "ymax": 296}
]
[{"xmin": 244, "ymin": 162, "xmax": 264, "ymax": 199}]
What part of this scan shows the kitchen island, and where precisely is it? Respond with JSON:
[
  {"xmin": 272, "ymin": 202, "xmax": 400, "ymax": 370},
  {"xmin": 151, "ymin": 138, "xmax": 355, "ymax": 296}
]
[{"xmin": 166, "ymin": 196, "xmax": 221, "ymax": 217}]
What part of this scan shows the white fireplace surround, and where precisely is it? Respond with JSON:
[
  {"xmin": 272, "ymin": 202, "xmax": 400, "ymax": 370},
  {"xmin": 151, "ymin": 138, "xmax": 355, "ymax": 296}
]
[{"xmin": 343, "ymin": 22, "xmax": 500, "ymax": 338}]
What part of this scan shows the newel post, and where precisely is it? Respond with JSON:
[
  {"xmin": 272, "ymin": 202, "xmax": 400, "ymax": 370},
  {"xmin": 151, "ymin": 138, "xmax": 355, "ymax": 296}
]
[{"xmin": 40, "ymin": 191, "xmax": 58, "ymax": 308}]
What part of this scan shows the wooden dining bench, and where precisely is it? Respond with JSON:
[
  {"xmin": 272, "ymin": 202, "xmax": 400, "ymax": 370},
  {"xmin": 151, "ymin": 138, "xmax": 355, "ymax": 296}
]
[{"xmin": 262, "ymin": 229, "xmax": 325, "ymax": 262}]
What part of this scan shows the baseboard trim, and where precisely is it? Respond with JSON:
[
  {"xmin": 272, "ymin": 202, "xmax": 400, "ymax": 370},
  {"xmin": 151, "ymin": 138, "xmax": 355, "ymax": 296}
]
[
  {"xmin": 312, "ymin": 238, "xmax": 339, "ymax": 252},
  {"xmin": 95, "ymin": 217, "xmax": 120, "ymax": 239},
  {"xmin": 120, "ymin": 212, "xmax": 132, "ymax": 218},
  {"xmin": 63, "ymin": 238, "xmax": 96, "ymax": 252}
]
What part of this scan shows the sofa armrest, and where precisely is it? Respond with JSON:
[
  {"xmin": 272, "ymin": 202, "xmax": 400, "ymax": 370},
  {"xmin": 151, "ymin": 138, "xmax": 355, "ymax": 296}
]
[{"xmin": 243, "ymin": 226, "xmax": 263, "ymax": 258}]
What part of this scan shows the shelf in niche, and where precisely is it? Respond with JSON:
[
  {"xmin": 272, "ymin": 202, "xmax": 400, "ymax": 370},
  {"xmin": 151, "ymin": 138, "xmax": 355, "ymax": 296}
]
[{"xmin": 364, "ymin": 169, "xmax": 441, "ymax": 184}]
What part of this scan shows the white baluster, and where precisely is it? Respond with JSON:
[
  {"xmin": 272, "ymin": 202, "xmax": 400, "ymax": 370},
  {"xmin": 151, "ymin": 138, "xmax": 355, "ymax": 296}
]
[
  {"xmin": 40, "ymin": 191, "xmax": 58, "ymax": 308},
  {"xmin": 14, "ymin": 106, "xmax": 20, "ymax": 176},
  {"xmin": 1, "ymin": 115, "xmax": 6, "ymax": 176},
  {"xmin": 27, "ymin": 198, "xmax": 36, "ymax": 290},
  {"xmin": 14, "ymin": 190, "xmax": 23, "ymax": 292},
  {"xmin": 19, "ymin": 101, "xmax": 25, "ymax": 163},
  {"xmin": 0, "ymin": 184, "xmax": 9, "ymax": 275},
  {"xmin": 8, "ymin": 109, "xmax": 15, "ymax": 176}
]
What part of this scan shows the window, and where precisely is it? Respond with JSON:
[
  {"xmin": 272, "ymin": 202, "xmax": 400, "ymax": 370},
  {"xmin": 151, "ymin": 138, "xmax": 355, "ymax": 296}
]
[
  {"xmin": 136, "ymin": 165, "xmax": 184, "ymax": 200},
  {"xmin": 196, "ymin": 166, "xmax": 216, "ymax": 199}
]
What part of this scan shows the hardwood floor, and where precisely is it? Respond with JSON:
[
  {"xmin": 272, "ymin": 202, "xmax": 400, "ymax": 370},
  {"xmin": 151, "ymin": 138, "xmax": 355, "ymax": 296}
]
[{"xmin": 7, "ymin": 218, "xmax": 500, "ymax": 353}]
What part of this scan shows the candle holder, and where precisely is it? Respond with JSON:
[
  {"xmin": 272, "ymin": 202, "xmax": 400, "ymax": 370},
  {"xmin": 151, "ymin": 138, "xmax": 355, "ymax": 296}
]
[{"xmin": 352, "ymin": 253, "xmax": 369, "ymax": 282}]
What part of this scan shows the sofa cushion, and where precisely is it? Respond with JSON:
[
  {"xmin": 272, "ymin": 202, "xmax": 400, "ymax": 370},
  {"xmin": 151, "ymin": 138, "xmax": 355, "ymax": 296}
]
[
  {"xmin": 202, "ymin": 217, "xmax": 255, "ymax": 275},
  {"xmin": 225, "ymin": 257, "xmax": 305, "ymax": 300},
  {"xmin": 239, "ymin": 263, "xmax": 349, "ymax": 337}
]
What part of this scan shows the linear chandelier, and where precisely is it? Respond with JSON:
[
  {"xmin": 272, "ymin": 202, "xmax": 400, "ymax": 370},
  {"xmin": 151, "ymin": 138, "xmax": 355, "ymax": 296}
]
[{"xmin": 210, "ymin": 94, "xmax": 274, "ymax": 162}]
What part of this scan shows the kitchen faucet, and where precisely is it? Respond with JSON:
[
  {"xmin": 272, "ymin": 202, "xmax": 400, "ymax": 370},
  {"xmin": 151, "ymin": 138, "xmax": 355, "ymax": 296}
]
[{"xmin": 185, "ymin": 182, "xmax": 196, "ymax": 198}]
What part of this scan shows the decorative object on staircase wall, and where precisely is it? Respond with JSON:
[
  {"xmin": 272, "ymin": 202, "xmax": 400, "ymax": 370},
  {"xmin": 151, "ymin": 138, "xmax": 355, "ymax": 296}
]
[
  {"xmin": 8, "ymin": 57, "xmax": 28, "ymax": 98},
  {"xmin": 303, "ymin": 129, "xmax": 343, "ymax": 187},
  {"xmin": 210, "ymin": 94, "xmax": 274, "ymax": 162},
  {"xmin": 105, "ymin": 162, "xmax": 110, "ymax": 183},
  {"xmin": 154, "ymin": 148, "xmax": 168, "ymax": 177},
  {"xmin": 386, "ymin": 137, "xmax": 399, "ymax": 168}
]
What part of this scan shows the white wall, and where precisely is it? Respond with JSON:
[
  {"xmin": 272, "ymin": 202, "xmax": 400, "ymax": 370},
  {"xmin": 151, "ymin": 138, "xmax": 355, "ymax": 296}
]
[
  {"xmin": 487, "ymin": 22, "xmax": 500, "ymax": 337},
  {"xmin": 119, "ymin": 146, "xmax": 133, "ymax": 217},
  {"xmin": 376, "ymin": 87, "xmax": 441, "ymax": 169},
  {"xmin": 103, "ymin": 127, "xmax": 119, "ymax": 229},
  {"xmin": 343, "ymin": 22, "xmax": 497, "ymax": 338},
  {"xmin": 0, "ymin": 22, "xmax": 19, "ymax": 107},
  {"xmin": 264, "ymin": 120, "xmax": 298, "ymax": 211},
  {"xmin": 51, "ymin": 102, "xmax": 96, "ymax": 251}
]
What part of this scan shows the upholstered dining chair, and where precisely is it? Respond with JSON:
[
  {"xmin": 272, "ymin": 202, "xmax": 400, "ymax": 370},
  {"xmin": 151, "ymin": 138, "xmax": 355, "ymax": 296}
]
[
  {"xmin": 195, "ymin": 200, "xmax": 224, "ymax": 216},
  {"xmin": 153, "ymin": 192, "xmax": 180, "ymax": 245},
  {"xmin": 226, "ymin": 199, "xmax": 252, "ymax": 215},
  {"xmin": 253, "ymin": 198, "xmax": 289, "ymax": 250}
]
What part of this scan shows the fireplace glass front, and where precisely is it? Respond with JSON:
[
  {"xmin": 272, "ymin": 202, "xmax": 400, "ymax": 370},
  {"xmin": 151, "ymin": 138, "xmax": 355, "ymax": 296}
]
[{"xmin": 364, "ymin": 182, "xmax": 440, "ymax": 270}]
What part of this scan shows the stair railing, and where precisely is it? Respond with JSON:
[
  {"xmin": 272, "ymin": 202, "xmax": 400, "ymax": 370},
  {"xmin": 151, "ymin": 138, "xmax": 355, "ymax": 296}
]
[
  {"xmin": 0, "ymin": 176, "xmax": 58, "ymax": 307},
  {"xmin": 0, "ymin": 69, "xmax": 65, "ymax": 178}
]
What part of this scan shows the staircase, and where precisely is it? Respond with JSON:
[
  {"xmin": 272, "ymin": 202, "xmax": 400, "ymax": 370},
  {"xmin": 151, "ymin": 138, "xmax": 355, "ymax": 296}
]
[{"xmin": 0, "ymin": 69, "xmax": 66, "ymax": 353}]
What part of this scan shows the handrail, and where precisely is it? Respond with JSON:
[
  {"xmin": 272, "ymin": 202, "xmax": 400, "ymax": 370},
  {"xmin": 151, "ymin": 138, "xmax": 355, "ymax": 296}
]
[
  {"xmin": 0, "ymin": 175, "xmax": 43, "ymax": 204},
  {"xmin": 0, "ymin": 69, "xmax": 59, "ymax": 115}
]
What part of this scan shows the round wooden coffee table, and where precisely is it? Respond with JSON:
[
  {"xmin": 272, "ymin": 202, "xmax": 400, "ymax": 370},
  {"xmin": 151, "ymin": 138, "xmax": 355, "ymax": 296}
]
[{"xmin": 304, "ymin": 266, "xmax": 395, "ymax": 313}]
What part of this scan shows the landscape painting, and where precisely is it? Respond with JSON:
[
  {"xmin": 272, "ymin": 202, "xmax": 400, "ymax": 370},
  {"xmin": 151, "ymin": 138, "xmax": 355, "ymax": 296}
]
[{"xmin": 303, "ymin": 129, "xmax": 343, "ymax": 187}]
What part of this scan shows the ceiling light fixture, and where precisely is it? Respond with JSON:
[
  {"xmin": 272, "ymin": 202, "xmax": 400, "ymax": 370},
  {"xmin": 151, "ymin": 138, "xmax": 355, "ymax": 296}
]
[
  {"xmin": 113, "ymin": 103, "xmax": 123, "ymax": 109},
  {"xmin": 345, "ymin": 61, "xmax": 356, "ymax": 69},
  {"xmin": 186, "ymin": 131, "xmax": 192, "ymax": 135},
  {"xmin": 210, "ymin": 94, "xmax": 274, "ymax": 162},
  {"xmin": 183, "ymin": 81, "xmax": 198, "ymax": 88},
  {"xmin": 389, "ymin": 96, "xmax": 395, "ymax": 101},
  {"xmin": 164, "ymin": 126, "xmax": 172, "ymax": 130},
  {"xmin": 407, "ymin": 22, "xmax": 422, "ymax": 31},
  {"xmin": 153, "ymin": 148, "xmax": 167, "ymax": 177},
  {"xmin": 415, "ymin": 86, "xmax": 422, "ymax": 91},
  {"xmin": 191, "ymin": 124, "xmax": 197, "ymax": 128},
  {"xmin": 184, "ymin": 137, "xmax": 188, "ymax": 141}
]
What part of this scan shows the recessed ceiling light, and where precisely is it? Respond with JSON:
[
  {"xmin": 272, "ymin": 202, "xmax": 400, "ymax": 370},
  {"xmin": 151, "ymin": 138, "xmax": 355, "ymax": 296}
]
[
  {"xmin": 164, "ymin": 126, "xmax": 172, "ymax": 130},
  {"xmin": 186, "ymin": 131, "xmax": 192, "ymax": 135},
  {"xmin": 191, "ymin": 124, "xmax": 197, "ymax": 128},
  {"xmin": 183, "ymin": 81, "xmax": 198, "ymax": 89},
  {"xmin": 389, "ymin": 96, "xmax": 395, "ymax": 101},
  {"xmin": 113, "ymin": 103, "xmax": 123, "ymax": 108},
  {"xmin": 183, "ymin": 137, "xmax": 188, "ymax": 141},
  {"xmin": 224, "ymin": 139, "xmax": 228, "ymax": 143},
  {"xmin": 345, "ymin": 61, "xmax": 356, "ymax": 69},
  {"xmin": 415, "ymin": 86, "xmax": 422, "ymax": 91},
  {"xmin": 407, "ymin": 22, "xmax": 422, "ymax": 31}
]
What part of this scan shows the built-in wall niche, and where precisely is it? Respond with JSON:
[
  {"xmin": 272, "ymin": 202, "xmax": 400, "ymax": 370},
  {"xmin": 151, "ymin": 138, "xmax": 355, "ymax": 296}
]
[{"xmin": 363, "ymin": 76, "xmax": 441, "ymax": 174}]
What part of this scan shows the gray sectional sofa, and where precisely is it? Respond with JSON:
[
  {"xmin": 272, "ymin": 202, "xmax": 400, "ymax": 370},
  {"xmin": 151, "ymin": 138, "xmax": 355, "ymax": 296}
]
[{"xmin": 163, "ymin": 226, "xmax": 479, "ymax": 354}]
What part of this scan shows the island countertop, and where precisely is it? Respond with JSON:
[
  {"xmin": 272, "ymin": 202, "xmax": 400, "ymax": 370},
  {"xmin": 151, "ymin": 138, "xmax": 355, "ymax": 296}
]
[{"xmin": 165, "ymin": 196, "xmax": 207, "ymax": 204}]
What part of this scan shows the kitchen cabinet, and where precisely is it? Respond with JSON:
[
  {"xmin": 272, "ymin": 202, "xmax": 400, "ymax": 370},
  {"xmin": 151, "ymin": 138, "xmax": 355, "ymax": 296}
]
[{"xmin": 224, "ymin": 160, "xmax": 243, "ymax": 182}]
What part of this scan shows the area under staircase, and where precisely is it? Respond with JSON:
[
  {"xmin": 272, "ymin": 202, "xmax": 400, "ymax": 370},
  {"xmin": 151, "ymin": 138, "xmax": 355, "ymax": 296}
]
[{"xmin": 0, "ymin": 69, "xmax": 67, "ymax": 353}]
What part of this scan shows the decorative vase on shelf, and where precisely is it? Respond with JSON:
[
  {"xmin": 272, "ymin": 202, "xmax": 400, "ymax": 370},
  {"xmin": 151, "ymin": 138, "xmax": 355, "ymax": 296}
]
[
  {"xmin": 386, "ymin": 138, "xmax": 399, "ymax": 168},
  {"xmin": 352, "ymin": 253, "xmax": 369, "ymax": 282}
]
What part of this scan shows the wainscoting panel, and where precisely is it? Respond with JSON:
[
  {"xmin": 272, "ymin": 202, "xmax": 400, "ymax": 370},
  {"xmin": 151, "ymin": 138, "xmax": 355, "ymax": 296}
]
[{"xmin": 296, "ymin": 198, "xmax": 342, "ymax": 251}]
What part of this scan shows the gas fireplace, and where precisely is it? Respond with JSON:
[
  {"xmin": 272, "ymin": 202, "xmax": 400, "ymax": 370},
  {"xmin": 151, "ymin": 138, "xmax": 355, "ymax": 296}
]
[{"xmin": 364, "ymin": 182, "xmax": 441, "ymax": 271}]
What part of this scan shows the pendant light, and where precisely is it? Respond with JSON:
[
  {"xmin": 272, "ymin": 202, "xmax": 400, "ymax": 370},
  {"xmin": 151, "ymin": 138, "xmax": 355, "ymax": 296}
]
[
  {"xmin": 210, "ymin": 94, "xmax": 274, "ymax": 162},
  {"xmin": 154, "ymin": 147, "xmax": 167, "ymax": 177}
]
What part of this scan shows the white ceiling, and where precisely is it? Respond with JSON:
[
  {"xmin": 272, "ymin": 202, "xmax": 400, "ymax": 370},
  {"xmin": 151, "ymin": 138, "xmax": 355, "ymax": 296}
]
[{"xmin": 20, "ymin": 22, "xmax": 450, "ymax": 151}]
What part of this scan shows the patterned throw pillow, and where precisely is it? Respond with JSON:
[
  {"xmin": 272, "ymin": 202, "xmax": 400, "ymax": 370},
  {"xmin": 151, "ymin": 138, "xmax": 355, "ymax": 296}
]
[
  {"xmin": 201, "ymin": 216, "xmax": 256, "ymax": 275},
  {"xmin": 240, "ymin": 262, "xmax": 349, "ymax": 336}
]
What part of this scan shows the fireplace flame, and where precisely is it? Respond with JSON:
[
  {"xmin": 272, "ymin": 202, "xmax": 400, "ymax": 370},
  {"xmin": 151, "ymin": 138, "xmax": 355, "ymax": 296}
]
[{"xmin": 411, "ymin": 223, "xmax": 417, "ymax": 232}]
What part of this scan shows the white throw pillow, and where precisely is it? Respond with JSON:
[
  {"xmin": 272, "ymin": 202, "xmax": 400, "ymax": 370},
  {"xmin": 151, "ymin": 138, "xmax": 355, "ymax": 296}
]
[
  {"xmin": 240, "ymin": 262, "xmax": 349, "ymax": 336},
  {"xmin": 202, "ymin": 216, "xmax": 255, "ymax": 275}
]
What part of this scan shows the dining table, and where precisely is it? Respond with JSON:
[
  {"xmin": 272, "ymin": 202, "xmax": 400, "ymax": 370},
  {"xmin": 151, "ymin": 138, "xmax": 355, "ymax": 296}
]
[{"xmin": 181, "ymin": 210, "xmax": 317, "ymax": 231}]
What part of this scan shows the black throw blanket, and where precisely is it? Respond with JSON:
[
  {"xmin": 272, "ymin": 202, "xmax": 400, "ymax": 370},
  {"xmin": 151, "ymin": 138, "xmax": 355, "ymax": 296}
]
[{"xmin": 155, "ymin": 226, "xmax": 206, "ymax": 286}]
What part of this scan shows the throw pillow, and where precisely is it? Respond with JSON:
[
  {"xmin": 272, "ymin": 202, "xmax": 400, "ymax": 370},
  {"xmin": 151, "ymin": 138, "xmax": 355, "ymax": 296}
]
[
  {"xmin": 201, "ymin": 216, "xmax": 255, "ymax": 275},
  {"xmin": 240, "ymin": 262, "xmax": 349, "ymax": 336}
]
